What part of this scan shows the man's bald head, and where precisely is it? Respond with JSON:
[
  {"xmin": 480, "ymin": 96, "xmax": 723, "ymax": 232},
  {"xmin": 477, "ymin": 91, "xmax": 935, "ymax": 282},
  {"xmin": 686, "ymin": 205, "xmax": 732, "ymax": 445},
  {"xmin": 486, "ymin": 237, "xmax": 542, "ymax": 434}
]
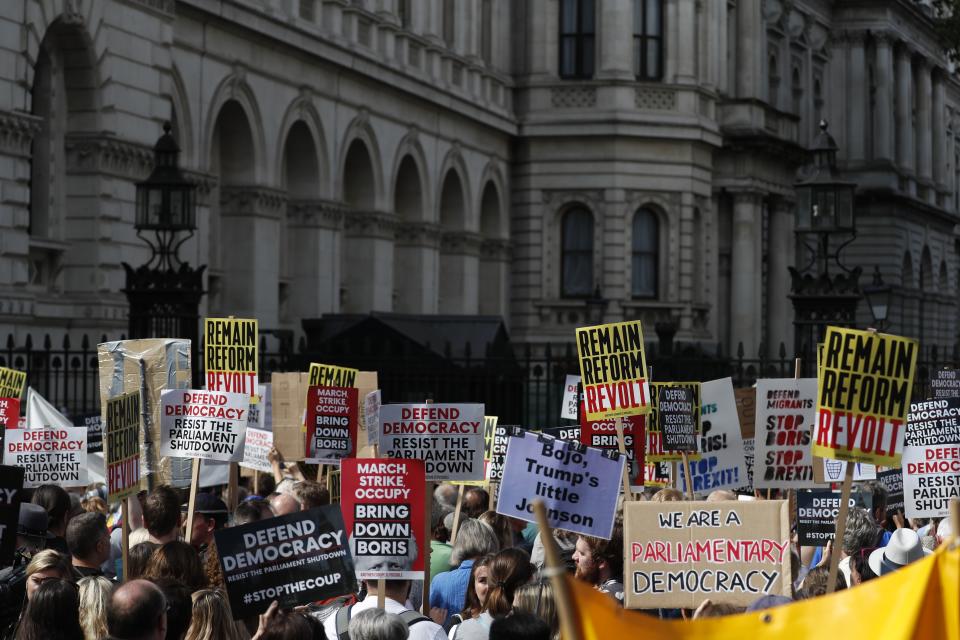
[
  {"xmin": 270, "ymin": 493, "xmax": 301, "ymax": 516},
  {"xmin": 108, "ymin": 579, "xmax": 167, "ymax": 640}
]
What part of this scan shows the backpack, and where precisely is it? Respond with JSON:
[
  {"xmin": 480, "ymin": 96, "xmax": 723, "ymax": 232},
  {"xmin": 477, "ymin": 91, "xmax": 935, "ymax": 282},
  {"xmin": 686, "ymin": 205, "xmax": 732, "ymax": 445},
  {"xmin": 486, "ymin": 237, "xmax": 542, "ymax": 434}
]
[{"xmin": 335, "ymin": 604, "xmax": 429, "ymax": 640}]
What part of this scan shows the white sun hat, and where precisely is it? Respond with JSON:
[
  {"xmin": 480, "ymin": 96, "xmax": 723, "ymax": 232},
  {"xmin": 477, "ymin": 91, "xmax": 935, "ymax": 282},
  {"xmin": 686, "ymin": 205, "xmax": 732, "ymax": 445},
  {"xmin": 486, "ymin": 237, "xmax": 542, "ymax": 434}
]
[{"xmin": 868, "ymin": 528, "xmax": 933, "ymax": 576}]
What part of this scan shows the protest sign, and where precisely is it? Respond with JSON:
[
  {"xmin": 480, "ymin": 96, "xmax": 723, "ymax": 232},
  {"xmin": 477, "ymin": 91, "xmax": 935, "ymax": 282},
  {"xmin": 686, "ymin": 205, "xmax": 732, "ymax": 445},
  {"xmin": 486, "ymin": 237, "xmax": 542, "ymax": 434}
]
[
  {"xmin": 741, "ymin": 438, "xmax": 754, "ymax": 491},
  {"xmin": 308, "ymin": 362, "xmax": 359, "ymax": 387},
  {"xmin": 878, "ymin": 468, "xmax": 904, "ymax": 521},
  {"xmin": 579, "ymin": 411, "xmax": 645, "ymax": 489},
  {"xmin": 679, "ymin": 378, "xmax": 747, "ymax": 496},
  {"xmin": 487, "ymin": 424, "xmax": 511, "ymax": 482},
  {"xmin": 240, "ymin": 428, "xmax": 273, "ymax": 473},
  {"xmin": 796, "ymin": 490, "xmax": 872, "ymax": 546},
  {"xmin": 818, "ymin": 459, "xmax": 876, "ymax": 484},
  {"xmin": 0, "ymin": 465, "xmax": 24, "ymax": 567},
  {"xmin": 340, "ymin": 458, "xmax": 425, "ymax": 580},
  {"xmin": 379, "ymin": 403, "xmax": 485, "ymax": 481},
  {"xmin": 271, "ymin": 372, "xmax": 309, "ymax": 460},
  {"xmin": 734, "ymin": 388, "xmax": 756, "ymax": 439},
  {"xmin": 575, "ymin": 320, "xmax": 651, "ymax": 421},
  {"xmin": 0, "ymin": 398, "xmax": 19, "ymax": 429},
  {"xmin": 931, "ymin": 368, "xmax": 960, "ymax": 399},
  {"xmin": 247, "ymin": 385, "xmax": 268, "ymax": 432},
  {"xmin": 215, "ymin": 506, "xmax": 356, "ymax": 618},
  {"xmin": 205, "ymin": 317, "xmax": 258, "ymax": 400},
  {"xmin": 541, "ymin": 426, "xmax": 581, "ymax": 442},
  {"xmin": 80, "ymin": 413, "xmax": 103, "ymax": 454},
  {"xmin": 561, "ymin": 375, "xmax": 581, "ymax": 420},
  {"xmin": 644, "ymin": 461, "xmax": 672, "ymax": 488},
  {"xmin": 0, "ymin": 368, "xmax": 26, "ymax": 400},
  {"xmin": 623, "ymin": 500, "xmax": 791, "ymax": 609},
  {"xmin": 305, "ymin": 386, "xmax": 358, "ymax": 464},
  {"xmin": 160, "ymin": 389, "xmax": 248, "ymax": 462},
  {"xmin": 647, "ymin": 382, "xmax": 702, "ymax": 463},
  {"xmin": 753, "ymin": 378, "xmax": 819, "ymax": 490},
  {"xmin": 814, "ymin": 327, "xmax": 918, "ymax": 466},
  {"xmin": 363, "ymin": 390, "xmax": 381, "ymax": 446},
  {"xmin": 497, "ymin": 428, "xmax": 624, "ymax": 539},
  {"xmin": 105, "ymin": 391, "xmax": 141, "ymax": 501},
  {"xmin": 3, "ymin": 425, "xmax": 87, "ymax": 488},
  {"xmin": 902, "ymin": 397, "xmax": 960, "ymax": 518}
]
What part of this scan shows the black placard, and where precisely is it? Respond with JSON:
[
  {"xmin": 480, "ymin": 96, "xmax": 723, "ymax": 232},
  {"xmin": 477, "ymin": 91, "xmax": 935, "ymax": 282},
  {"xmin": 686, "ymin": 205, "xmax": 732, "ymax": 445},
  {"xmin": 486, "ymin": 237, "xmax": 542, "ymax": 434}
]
[
  {"xmin": 659, "ymin": 386, "xmax": 698, "ymax": 452},
  {"xmin": 214, "ymin": 506, "xmax": 356, "ymax": 618},
  {"xmin": 0, "ymin": 465, "xmax": 25, "ymax": 567},
  {"xmin": 540, "ymin": 426, "xmax": 581, "ymax": 442},
  {"xmin": 796, "ymin": 489, "xmax": 872, "ymax": 547},
  {"xmin": 878, "ymin": 468, "xmax": 904, "ymax": 522},
  {"xmin": 931, "ymin": 368, "xmax": 960, "ymax": 399},
  {"xmin": 81, "ymin": 413, "xmax": 103, "ymax": 454},
  {"xmin": 487, "ymin": 425, "xmax": 512, "ymax": 482}
]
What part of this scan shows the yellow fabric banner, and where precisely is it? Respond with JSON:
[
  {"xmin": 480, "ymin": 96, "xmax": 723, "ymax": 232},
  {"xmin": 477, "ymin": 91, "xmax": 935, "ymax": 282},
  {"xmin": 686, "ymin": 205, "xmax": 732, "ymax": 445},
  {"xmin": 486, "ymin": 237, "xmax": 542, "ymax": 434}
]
[{"xmin": 569, "ymin": 544, "xmax": 958, "ymax": 640}]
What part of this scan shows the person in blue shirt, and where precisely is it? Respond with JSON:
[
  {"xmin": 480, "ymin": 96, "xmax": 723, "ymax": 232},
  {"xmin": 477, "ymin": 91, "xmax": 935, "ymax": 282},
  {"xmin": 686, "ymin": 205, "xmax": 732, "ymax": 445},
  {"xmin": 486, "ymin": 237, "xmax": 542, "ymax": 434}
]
[{"xmin": 429, "ymin": 519, "xmax": 499, "ymax": 626}]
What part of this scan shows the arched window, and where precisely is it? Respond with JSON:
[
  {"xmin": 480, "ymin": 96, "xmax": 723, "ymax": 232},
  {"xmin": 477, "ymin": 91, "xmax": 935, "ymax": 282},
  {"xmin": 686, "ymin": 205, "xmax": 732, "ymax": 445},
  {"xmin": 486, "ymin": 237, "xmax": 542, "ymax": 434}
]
[
  {"xmin": 632, "ymin": 208, "xmax": 658, "ymax": 298},
  {"xmin": 633, "ymin": 0, "xmax": 663, "ymax": 80},
  {"xmin": 559, "ymin": 0, "xmax": 595, "ymax": 79},
  {"xmin": 561, "ymin": 208, "xmax": 594, "ymax": 297}
]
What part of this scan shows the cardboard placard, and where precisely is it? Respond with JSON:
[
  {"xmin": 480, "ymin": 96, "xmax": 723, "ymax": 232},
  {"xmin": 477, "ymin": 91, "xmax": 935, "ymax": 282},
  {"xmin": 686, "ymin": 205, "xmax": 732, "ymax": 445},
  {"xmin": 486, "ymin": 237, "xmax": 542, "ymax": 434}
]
[
  {"xmin": 308, "ymin": 363, "xmax": 359, "ymax": 388},
  {"xmin": 814, "ymin": 327, "xmax": 918, "ymax": 466},
  {"xmin": 0, "ymin": 465, "xmax": 24, "ymax": 567},
  {"xmin": 0, "ymin": 368, "xmax": 26, "ymax": 400},
  {"xmin": 305, "ymin": 386, "xmax": 358, "ymax": 464},
  {"xmin": 3, "ymin": 425, "xmax": 87, "ymax": 488},
  {"xmin": 340, "ymin": 458, "xmax": 426, "ymax": 580},
  {"xmin": 878, "ymin": 468, "xmax": 904, "ymax": 521},
  {"xmin": 105, "ymin": 391, "xmax": 142, "ymax": 502},
  {"xmin": 796, "ymin": 490, "xmax": 872, "ymax": 547},
  {"xmin": 81, "ymin": 413, "xmax": 103, "ymax": 454},
  {"xmin": 579, "ymin": 412, "xmax": 645, "ymax": 489},
  {"xmin": 931, "ymin": 367, "xmax": 960, "ymax": 399},
  {"xmin": 561, "ymin": 375, "xmax": 581, "ymax": 420},
  {"xmin": 734, "ymin": 388, "xmax": 756, "ymax": 439},
  {"xmin": 270, "ymin": 372, "xmax": 310, "ymax": 461},
  {"xmin": 160, "ymin": 389, "xmax": 249, "ymax": 462},
  {"xmin": 496, "ymin": 428, "xmax": 624, "ymax": 539},
  {"xmin": 680, "ymin": 378, "xmax": 748, "ymax": 497},
  {"xmin": 902, "ymin": 398, "xmax": 960, "ymax": 518},
  {"xmin": 204, "ymin": 317, "xmax": 259, "ymax": 400},
  {"xmin": 575, "ymin": 320, "xmax": 651, "ymax": 421},
  {"xmin": 623, "ymin": 500, "xmax": 791, "ymax": 609},
  {"xmin": 215, "ymin": 506, "xmax": 356, "ymax": 618},
  {"xmin": 379, "ymin": 403, "xmax": 485, "ymax": 482},
  {"xmin": 753, "ymin": 378, "xmax": 820, "ymax": 490},
  {"xmin": 0, "ymin": 399, "xmax": 20, "ymax": 429}
]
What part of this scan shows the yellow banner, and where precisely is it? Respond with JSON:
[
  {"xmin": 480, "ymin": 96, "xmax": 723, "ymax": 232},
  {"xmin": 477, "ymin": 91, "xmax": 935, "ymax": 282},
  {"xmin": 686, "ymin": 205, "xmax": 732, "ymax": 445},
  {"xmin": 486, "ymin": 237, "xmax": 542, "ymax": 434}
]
[
  {"xmin": 308, "ymin": 362, "xmax": 359, "ymax": 388},
  {"xmin": 576, "ymin": 320, "xmax": 651, "ymax": 421},
  {"xmin": 204, "ymin": 317, "xmax": 258, "ymax": 400},
  {"xmin": 0, "ymin": 366, "xmax": 26, "ymax": 399},
  {"xmin": 813, "ymin": 327, "xmax": 917, "ymax": 466},
  {"xmin": 105, "ymin": 391, "xmax": 142, "ymax": 502},
  {"xmin": 569, "ymin": 545, "xmax": 958, "ymax": 639}
]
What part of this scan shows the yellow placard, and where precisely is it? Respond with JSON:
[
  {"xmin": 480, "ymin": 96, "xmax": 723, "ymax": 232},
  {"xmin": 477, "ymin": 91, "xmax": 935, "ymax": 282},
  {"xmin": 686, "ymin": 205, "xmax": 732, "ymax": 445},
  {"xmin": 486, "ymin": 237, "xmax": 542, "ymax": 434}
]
[
  {"xmin": 813, "ymin": 326, "xmax": 917, "ymax": 466},
  {"xmin": 204, "ymin": 317, "xmax": 258, "ymax": 400},
  {"xmin": 105, "ymin": 391, "xmax": 142, "ymax": 502},
  {"xmin": 308, "ymin": 362, "xmax": 359, "ymax": 387},
  {"xmin": 452, "ymin": 415, "xmax": 498, "ymax": 487},
  {"xmin": 576, "ymin": 320, "xmax": 651, "ymax": 421},
  {"xmin": 0, "ymin": 366, "xmax": 27, "ymax": 400}
]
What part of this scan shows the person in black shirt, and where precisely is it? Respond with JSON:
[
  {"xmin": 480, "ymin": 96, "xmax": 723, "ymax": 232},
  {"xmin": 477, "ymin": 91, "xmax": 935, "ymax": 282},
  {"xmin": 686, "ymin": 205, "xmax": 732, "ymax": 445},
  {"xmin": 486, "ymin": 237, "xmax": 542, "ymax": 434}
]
[
  {"xmin": 67, "ymin": 512, "xmax": 111, "ymax": 579},
  {"xmin": 31, "ymin": 485, "xmax": 72, "ymax": 556}
]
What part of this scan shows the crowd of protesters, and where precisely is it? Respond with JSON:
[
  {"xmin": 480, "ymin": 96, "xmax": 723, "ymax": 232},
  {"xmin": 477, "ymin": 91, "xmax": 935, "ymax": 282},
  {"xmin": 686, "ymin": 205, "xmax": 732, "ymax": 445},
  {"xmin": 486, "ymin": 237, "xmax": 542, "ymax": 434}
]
[{"xmin": 0, "ymin": 449, "xmax": 949, "ymax": 640}]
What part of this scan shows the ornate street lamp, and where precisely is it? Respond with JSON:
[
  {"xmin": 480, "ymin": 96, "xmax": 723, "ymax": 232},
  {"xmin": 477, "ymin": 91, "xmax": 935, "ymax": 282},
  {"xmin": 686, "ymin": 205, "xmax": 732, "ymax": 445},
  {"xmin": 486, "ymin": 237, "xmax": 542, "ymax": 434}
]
[
  {"xmin": 863, "ymin": 266, "xmax": 893, "ymax": 331},
  {"xmin": 123, "ymin": 123, "xmax": 205, "ymax": 346},
  {"xmin": 789, "ymin": 121, "xmax": 862, "ymax": 361}
]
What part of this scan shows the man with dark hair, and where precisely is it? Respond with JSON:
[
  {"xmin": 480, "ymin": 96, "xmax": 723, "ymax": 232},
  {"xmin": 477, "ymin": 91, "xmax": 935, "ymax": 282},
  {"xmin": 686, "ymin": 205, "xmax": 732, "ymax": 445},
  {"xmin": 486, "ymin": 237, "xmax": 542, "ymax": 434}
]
[
  {"xmin": 463, "ymin": 487, "xmax": 489, "ymax": 519},
  {"xmin": 292, "ymin": 480, "xmax": 330, "ymax": 509},
  {"xmin": 107, "ymin": 579, "xmax": 168, "ymax": 640},
  {"xmin": 31, "ymin": 484, "xmax": 71, "ymax": 554},
  {"xmin": 66, "ymin": 512, "xmax": 111, "ymax": 577},
  {"xmin": 143, "ymin": 485, "xmax": 182, "ymax": 544},
  {"xmin": 183, "ymin": 493, "xmax": 228, "ymax": 551},
  {"xmin": 861, "ymin": 480, "xmax": 892, "ymax": 543},
  {"xmin": 572, "ymin": 519, "xmax": 624, "ymax": 604},
  {"xmin": 149, "ymin": 577, "xmax": 192, "ymax": 640},
  {"xmin": 488, "ymin": 612, "xmax": 551, "ymax": 640}
]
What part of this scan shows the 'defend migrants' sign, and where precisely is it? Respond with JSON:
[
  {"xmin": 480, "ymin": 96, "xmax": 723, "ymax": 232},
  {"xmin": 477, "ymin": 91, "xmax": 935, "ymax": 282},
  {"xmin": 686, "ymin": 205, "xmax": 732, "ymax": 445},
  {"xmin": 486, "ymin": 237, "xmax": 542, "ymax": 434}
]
[
  {"xmin": 576, "ymin": 320, "xmax": 651, "ymax": 422},
  {"xmin": 813, "ymin": 327, "xmax": 917, "ymax": 466},
  {"xmin": 624, "ymin": 500, "xmax": 791, "ymax": 609}
]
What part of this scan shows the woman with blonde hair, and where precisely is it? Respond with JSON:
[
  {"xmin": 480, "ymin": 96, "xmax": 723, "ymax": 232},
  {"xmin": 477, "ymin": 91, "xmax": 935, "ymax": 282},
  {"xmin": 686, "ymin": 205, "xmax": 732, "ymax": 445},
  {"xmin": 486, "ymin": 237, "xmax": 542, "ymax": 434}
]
[
  {"xmin": 185, "ymin": 589, "xmax": 246, "ymax": 640},
  {"xmin": 25, "ymin": 549, "xmax": 76, "ymax": 601},
  {"xmin": 512, "ymin": 581, "xmax": 559, "ymax": 640},
  {"xmin": 77, "ymin": 576, "xmax": 113, "ymax": 640}
]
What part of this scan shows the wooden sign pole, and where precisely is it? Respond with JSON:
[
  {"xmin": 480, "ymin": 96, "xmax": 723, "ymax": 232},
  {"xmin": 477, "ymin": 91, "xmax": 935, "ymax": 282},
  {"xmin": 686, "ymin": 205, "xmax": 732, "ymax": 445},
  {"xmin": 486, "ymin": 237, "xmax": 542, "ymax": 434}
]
[
  {"xmin": 680, "ymin": 451, "xmax": 695, "ymax": 501},
  {"xmin": 377, "ymin": 579, "xmax": 386, "ymax": 609},
  {"xmin": 533, "ymin": 500, "xmax": 581, "ymax": 640},
  {"xmin": 227, "ymin": 463, "xmax": 239, "ymax": 512},
  {"xmin": 422, "ymin": 398, "xmax": 433, "ymax": 616},
  {"xmin": 614, "ymin": 420, "xmax": 632, "ymax": 499},
  {"xmin": 826, "ymin": 462, "xmax": 854, "ymax": 594},
  {"xmin": 450, "ymin": 484, "xmax": 465, "ymax": 545},
  {"xmin": 121, "ymin": 498, "xmax": 130, "ymax": 581},
  {"xmin": 183, "ymin": 458, "xmax": 202, "ymax": 543}
]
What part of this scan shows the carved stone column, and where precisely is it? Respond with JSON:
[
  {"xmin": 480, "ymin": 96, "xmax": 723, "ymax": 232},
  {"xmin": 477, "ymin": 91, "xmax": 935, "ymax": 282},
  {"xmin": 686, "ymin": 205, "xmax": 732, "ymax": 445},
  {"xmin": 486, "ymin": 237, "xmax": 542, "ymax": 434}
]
[
  {"xmin": 287, "ymin": 199, "xmax": 345, "ymax": 317},
  {"xmin": 342, "ymin": 210, "xmax": 396, "ymax": 312},
  {"xmin": 394, "ymin": 220, "xmax": 442, "ymax": 314},
  {"xmin": 439, "ymin": 231, "xmax": 483, "ymax": 314}
]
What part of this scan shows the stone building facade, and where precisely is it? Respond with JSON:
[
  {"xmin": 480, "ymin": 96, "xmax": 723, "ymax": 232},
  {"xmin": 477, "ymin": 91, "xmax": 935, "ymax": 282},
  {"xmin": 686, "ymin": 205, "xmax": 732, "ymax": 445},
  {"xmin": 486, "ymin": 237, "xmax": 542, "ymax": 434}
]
[{"xmin": 0, "ymin": 0, "xmax": 957, "ymax": 358}]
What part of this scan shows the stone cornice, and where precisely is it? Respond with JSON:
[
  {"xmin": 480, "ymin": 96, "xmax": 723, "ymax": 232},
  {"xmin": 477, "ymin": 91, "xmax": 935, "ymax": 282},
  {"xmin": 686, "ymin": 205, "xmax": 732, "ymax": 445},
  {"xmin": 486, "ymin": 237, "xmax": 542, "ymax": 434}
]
[
  {"xmin": 287, "ymin": 199, "xmax": 346, "ymax": 230},
  {"xmin": 220, "ymin": 185, "xmax": 287, "ymax": 218},
  {"xmin": 64, "ymin": 133, "xmax": 154, "ymax": 181},
  {"xmin": 0, "ymin": 110, "xmax": 42, "ymax": 158},
  {"xmin": 440, "ymin": 230, "xmax": 484, "ymax": 254},
  {"xmin": 343, "ymin": 209, "xmax": 396, "ymax": 239},
  {"xmin": 394, "ymin": 220, "xmax": 442, "ymax": 247},
  {"xmin": 480, "ymin": 238, "xmax": 511, "ymax": 260}
]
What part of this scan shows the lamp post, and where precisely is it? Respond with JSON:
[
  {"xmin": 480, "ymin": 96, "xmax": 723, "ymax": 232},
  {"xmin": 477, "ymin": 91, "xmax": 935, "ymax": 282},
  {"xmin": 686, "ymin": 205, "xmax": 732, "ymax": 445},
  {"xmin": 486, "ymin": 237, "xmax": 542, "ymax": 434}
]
[
  {"xmin": 789, "ymin": 121, "xmax": 862, "ymax": 360},
  {"xmin": 863, "ymin": 266, "xmax": 893, "ymax": 332},
  {"xmin": 123, "ymin": 122, "xmax": 205, "ymax": 347}
]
